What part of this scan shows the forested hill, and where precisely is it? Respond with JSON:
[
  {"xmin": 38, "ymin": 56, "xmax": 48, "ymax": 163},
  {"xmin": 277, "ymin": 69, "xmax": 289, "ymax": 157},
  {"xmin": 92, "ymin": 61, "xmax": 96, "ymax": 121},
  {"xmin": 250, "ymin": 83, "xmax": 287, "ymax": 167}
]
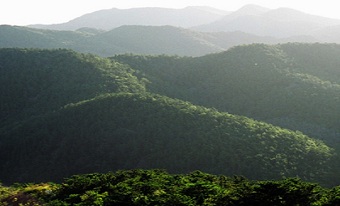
[
  {"xmin": 112, "ymin": 43, "xmax": 340, "ymax": 145},
  {"xmin": 0, "ymin": 25, "xmax": 279, "ymax": 57},
  {"xmin": 0, "ymin": 93, "xmax": 333, "ymax": 185},
  {"xmin": 0, "ymin": 48, "xmax": 145, "ymax": 129},
  {"xmin": 0, "ymin": 48, "xmax": 336, "ymax": 186}
]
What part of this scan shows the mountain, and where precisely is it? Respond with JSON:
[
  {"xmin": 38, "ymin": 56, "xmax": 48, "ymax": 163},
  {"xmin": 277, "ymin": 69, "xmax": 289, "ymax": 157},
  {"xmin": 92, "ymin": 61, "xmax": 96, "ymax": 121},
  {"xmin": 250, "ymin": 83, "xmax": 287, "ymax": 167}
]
[
  {"xmin": 312, "ymin": 25, "xmax": 340, "ymax": 43},
  {"xmin": 214, "ymin": 4, "xmax": 270, "ymax": 19},
  {"xmin": 0, "ymin": 25, "xmax": 226, "ymax": 56},
  {"xmin": 0, "ymin": 25, "xmax": 85, "ymax": 48},
  {"xmin": 81, "ymin": 25, "xmax": 225, "ymax": 56},
  {"xmin": 0, "ymin": 25, "xmax": 277, "ymax": 57},
  {"xmin": 23, "ymin": 4, "xmax": 340, "ymax": 43},
  {"xmin": 112, "ymin": 43, "xmax": 340, "ymax": 146},
  {"xmin": 30, "ymin": 6, "xmax": 230, "ymax": 31},
  {"xmin": 0, "ymin": 25, "xmax": 322, "ymax": 57},
  {"xmin": 193, "ymin": 5, "xmax": 340, "ymax": 38},
  {"xmin": 0, "ymin": 48, "xmax": 335, "ymax": 186},
  {"xmin": 0, "ymin": 48, "xmax": 145, "ymax": 129}
]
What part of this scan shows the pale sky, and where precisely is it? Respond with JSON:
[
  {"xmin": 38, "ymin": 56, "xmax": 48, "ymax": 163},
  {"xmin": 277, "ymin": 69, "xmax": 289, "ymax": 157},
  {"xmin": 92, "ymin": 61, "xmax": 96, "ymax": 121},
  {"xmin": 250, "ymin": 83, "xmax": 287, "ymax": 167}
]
[{"xmin": 1, "ymin": 0, "xmax": 340, "ymax": 26}]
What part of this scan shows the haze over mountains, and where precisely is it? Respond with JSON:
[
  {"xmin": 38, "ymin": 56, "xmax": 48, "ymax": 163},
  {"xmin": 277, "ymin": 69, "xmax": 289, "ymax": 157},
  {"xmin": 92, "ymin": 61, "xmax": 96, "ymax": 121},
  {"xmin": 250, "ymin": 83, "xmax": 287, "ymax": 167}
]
[
  {"xmin": 30, "ymin": 6, "xmax": 230, "ymax": 31},
  {"xmin": 0, "ymin": 24, "xmax": 280, "ymax": 56},
  {"xmin": 1, "ymin": 3, "xmax": 340, "ymax": 191},
  {"xmin": 0, "ymin": 4, "xmax": 339, "ymax": 58},
  {"xmin": 194, "ymin": 4, "xmax": 340, "ymax": 37},
  {"xmin": 28, "ymin": 4, "xmax": 340, "ymax": 42}
]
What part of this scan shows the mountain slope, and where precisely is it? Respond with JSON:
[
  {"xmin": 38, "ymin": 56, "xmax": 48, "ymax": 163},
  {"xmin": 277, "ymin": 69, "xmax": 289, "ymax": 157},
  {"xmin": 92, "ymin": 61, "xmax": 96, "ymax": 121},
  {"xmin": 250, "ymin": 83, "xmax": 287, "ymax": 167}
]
[
  {"xmin": 0, "ymin": 25, "xmax": 85, "ymax": 48},
  {"xmin": 0, "ymin": 48, "xmax": 335, "ymax": 186},
  {"xmin": 0, "ymin": 25, "xmax": 279, "ymax": 57},
  {"xmin": 30, "ymin": 7, "xmax": 230, "ymax": 31},
  {"xmin": 279, "ymin": 43, "xmax": 340, "ymax": 84},
  {"xmin": 2, "ymin": 25, "xmax": 320, "ymax": 58},
  {"xmin": 85, "ymin": 25, "xmax": 225, "ymax": 56},
  {"xmin": 23, "ymin": 4, "xmax": 340, "ymax": 42},
  {"xmin": 311, "ymin": 25, "xmax": 340, "ymax": 43},
  {"xmin": 0, "ymin": 48, "xmax": 145, "ymax": 129},
  {"xmin": 0, "ymin": 92, "xmax": 333, "ymax": 185},
  {"xmin": 112, "ymin": 43, "xmax": 340, "ymax": 143},
  {"xmin": 194, "ymin": 5, "xmax": 340, "ymax": 38}
]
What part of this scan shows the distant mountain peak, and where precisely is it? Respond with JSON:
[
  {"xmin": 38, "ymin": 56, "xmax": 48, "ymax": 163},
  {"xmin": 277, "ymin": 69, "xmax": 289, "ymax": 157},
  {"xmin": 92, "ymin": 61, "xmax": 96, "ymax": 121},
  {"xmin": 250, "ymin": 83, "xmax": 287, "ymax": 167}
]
[
  {"xmin": 235, "ymin": 4, "xmax": 270, "ymax": 15},
  {"xmin": 264, "ymin": 7, "xmax": 340, "ymax": 24},
  {"xmin": 29, "ymin": 6, "xmax": 228, "ymax": 31},
  {"xmin": 266, "ymin": 7, "xmax": 309, "ymax": 17},
  {"xmin": 183, "ymin": 6, "xmax": 230, "ymax": 15}
]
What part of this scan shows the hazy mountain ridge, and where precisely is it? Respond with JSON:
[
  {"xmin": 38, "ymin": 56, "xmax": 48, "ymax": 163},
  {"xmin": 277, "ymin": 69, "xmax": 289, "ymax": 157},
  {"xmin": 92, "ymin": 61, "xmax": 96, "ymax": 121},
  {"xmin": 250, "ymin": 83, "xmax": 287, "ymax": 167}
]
[
  {"xmin": 193, "ymin": 4, "xmax": 340, "ymax": 38},
  {"xmin": 4, "ymin": 4, "xmax": 340, "ymax": 57},
  {"xmin": 27, "ymin": 4, "xmax": 340, "ymax": 42},
  {"xmin": 30, "ymin": 6, "xmax": 230, "ymax": 31},
  {"xmin": 0, "ymin": 25, "xmax": 268, "ymax": 56},
  {"xmin": 0, "ymin": 24, "xmax": 326, "ymax": 57},
  {"xmin": 84, "ymin": 25, "xmax": 225, "ymax": 56}
]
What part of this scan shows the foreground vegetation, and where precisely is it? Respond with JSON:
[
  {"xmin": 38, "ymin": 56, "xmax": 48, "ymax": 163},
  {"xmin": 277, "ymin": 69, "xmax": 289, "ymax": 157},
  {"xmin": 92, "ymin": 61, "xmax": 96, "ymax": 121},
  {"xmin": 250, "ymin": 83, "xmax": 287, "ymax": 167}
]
[{"xmin": 1, "ymin": 170, "xmax": 340, "ymax": 206}]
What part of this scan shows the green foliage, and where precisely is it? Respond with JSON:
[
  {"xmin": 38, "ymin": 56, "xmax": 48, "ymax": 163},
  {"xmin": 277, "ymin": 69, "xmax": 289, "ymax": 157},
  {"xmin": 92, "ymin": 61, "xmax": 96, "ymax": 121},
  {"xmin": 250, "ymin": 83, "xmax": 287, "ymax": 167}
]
[
  {"xmin": 0, "ymin": 182, "xmax": 58, "ymax": 206},
  {"xmin": 3, "ymin": 170, "xmax": 339, "ymax": 205},
  {"xmin": 0, "ymin": 183, "xmax": 13, "ymax": 202},
  {"xmin": 237, "ymin": 178, "xmax": 324, "ymax": 205},
  {"xmin": 324, "ymin": 186, "xmax": 340, "ymax": 205}
]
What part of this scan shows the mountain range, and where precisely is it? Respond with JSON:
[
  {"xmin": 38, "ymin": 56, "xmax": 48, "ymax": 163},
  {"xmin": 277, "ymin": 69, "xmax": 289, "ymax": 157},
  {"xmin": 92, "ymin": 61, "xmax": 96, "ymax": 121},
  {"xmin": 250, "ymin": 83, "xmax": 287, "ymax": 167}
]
[
  {"xmin": 1, "ymin": 4, "xmax": 340, "ymax": 188},
  {"xmin": 28, "ymin": 4, "xmax": 340, "ymax": 41},
  {"xmin": 0, "ymin": 24, "xmax": 328, "ymax": 57},
  {"xmin": 30, "ymin": 6, "xmax": 230, "ymax": 31},
  {"xmin": 1, "ymin": 5, "xmax": 340, "ymax": 58},
  {"xmin": 0, "ymin": 44, "xmax": 339, "ymax": 187},
  {"xmin": 0, "ymin": 24, "xmax": 272, "ymax": 56},
  {"xmin": 193, "ymin": 5, "xmax": 340, "ymax": 38},
  {"xmin": 112, "ymin": 43, "xmax": 340, "ymax": 144}
]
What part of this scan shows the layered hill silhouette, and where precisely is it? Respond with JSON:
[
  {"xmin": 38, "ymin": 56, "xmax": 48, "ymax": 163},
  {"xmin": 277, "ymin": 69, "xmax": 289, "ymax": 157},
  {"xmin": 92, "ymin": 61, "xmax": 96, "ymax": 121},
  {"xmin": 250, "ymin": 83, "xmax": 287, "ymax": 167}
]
[
  {"xmin": 112, "ymin": 43, "xmax": 340, "ymax": 144},
  {"xmin": 27, "ymin": 4, "xmax": 340, "ymax": 42},
  {"xmin": 30, "ymin": 6, "xmax": 230, "ymax": 31},
  {"xmin": 0, "ymin": 24, "xmax": 324, "ymax": 57},
  {"xmin": 0, "ymin": 48, "xmax": 336, "ymax": 186},
  {"xmin": 194, "ymin": 5, "xmax": 340, "ymax": 38},
  {"xmin": 0, "ymin": 48, "xmax": 144, "ymax": 125},
  {"xmin": 0, "ymin": 25, "xmax": 274, "ymax": 56}
]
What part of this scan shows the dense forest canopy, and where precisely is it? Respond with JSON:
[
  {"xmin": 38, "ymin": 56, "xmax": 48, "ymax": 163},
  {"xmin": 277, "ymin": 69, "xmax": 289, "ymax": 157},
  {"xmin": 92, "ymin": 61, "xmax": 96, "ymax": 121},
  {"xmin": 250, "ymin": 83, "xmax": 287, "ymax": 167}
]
[
  {"xmin": 1, "ymin": 170, "xmax": 340, "ymax": 205},
  {"xmin": 112, "ymin": 43, "xmax": 340, "ymax": 144},
  {"xmin": 0, "ymin": 43, "xmax": 340, "ymax": 190},
  {"xmin": 0, "ymin": 48, "xmax": 145, "ymax": 129},
  {"xmin": 0, "ymin": 92, "xmax": 334, "ymax": 185}
]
